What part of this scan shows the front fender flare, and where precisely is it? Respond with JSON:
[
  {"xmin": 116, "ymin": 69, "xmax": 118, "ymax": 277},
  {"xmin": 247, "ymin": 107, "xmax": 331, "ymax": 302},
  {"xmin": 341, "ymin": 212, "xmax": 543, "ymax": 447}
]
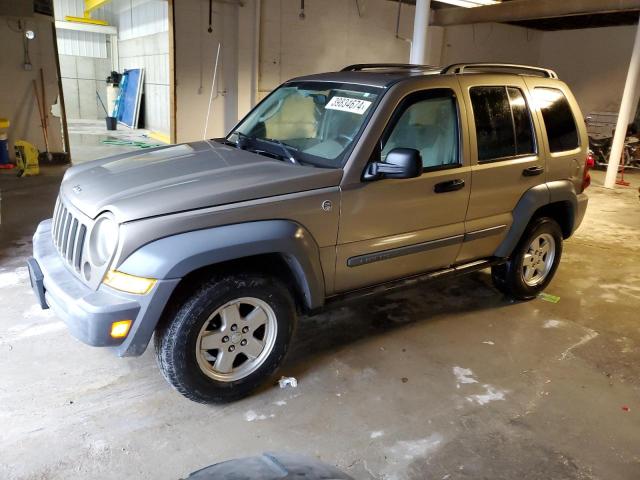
[{"xmin": 117, "ymin": 220, "xmax": 326, "ymax": 310}]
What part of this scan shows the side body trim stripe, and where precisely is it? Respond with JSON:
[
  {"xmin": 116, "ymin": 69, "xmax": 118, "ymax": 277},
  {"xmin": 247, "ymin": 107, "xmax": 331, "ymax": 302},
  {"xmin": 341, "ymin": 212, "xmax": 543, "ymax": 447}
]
[{"xmin": 347, "ymin": 225, "xmax": 507, "ymax": 267}]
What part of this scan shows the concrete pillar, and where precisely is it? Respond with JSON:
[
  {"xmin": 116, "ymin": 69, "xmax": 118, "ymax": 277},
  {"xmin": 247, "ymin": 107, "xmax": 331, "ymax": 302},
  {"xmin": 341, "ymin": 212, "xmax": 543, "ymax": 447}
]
[
  {"xmin": 605, "ymin": 15, "xmax": 640, "ymax": 189},
  {"xmin": 410, "ymin": 0, "xmax": 431, "ymax": 65}
]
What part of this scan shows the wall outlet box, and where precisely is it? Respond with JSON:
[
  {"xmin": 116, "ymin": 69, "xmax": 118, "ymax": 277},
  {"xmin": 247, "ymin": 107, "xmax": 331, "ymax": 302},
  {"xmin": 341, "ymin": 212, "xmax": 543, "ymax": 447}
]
[{"xmin": 24, "ymin": 63, "xmax": 32, "ymax": 71}]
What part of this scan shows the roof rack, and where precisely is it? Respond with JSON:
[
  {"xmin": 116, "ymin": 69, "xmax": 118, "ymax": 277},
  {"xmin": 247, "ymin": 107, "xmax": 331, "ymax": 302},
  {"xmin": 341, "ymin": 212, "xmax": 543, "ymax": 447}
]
[
  {"xmin": 442, "ymin": 63, "xmax": 558, "ymax": 79},
  {"xmin": 341, "ymin": 63, "xmax": 439, "ymax": 72}
]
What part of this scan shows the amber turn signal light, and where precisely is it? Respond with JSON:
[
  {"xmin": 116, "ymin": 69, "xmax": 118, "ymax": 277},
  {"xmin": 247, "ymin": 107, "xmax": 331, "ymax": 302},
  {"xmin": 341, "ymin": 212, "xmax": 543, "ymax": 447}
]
[{"xmin": 110, "ymin": 320, "xmax": 132, "ymax": 339}]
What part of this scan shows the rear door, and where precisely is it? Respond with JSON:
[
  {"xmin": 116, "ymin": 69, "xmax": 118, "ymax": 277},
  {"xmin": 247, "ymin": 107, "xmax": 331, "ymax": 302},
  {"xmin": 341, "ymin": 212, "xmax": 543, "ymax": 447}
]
[{"xmin": 455, "ymin": 75, "xmax": 545, "ymax": 262}]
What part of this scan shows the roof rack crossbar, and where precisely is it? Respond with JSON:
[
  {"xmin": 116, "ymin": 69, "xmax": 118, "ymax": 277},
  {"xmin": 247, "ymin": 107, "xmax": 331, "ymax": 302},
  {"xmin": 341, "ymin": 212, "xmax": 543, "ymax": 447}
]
[
  {"xmin": 442, "ymin": 63, "xmax": 558, "ymax": 79},
  {"xmin": 341, "ymin": 63, "xmax": 438, "ymax": 72}
]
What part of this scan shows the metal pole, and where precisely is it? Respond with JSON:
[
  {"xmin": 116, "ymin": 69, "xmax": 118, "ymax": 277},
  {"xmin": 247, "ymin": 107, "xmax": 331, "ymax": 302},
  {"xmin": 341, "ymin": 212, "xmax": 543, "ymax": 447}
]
[
  {"xmin": 203, "ymin": 43, "xmax": 221, "ymax": 140},
  {"xmin": 605, "ymin": 15, "xmax": 640, "ymax": 189},
  {"xmin": 409, "ymin": 0, "xmax": 431, "ymax": 64}
]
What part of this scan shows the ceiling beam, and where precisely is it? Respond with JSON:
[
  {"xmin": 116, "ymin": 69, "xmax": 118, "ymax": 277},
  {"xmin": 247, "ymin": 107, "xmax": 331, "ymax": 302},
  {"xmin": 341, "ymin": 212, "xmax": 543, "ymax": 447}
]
[
  {"xmin": 431, "ymin": 0, "xmax": 640, "ymax": 26},
  {"xmin": 85, "ymin": 0, "xmax": 112, "ymax": 15},
  {"xmin": 55, "ymin": 20, "xmax": 117, "ymax": 35}
]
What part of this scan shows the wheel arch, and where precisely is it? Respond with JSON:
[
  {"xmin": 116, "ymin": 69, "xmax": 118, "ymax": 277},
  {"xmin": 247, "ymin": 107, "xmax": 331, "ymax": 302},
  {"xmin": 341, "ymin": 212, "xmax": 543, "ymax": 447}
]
[
  {"xmin": 113, "ymin": 220, "xmax": 325, "ymax": 356},
  {"xmin": 118, "ymin": 220, "xmax": 326, "ymax": 311},
  {"xmin": 494, "ymin": 181, "xmax": 578, "ymax": 258}
]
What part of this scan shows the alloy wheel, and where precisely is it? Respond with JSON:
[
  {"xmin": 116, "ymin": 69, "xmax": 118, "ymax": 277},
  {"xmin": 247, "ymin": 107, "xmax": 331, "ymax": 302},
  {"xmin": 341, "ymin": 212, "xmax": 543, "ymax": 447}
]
[
  {"xmin": 521, "ymin": 233, "xmax": 556, "ymax": 287},
  {"xmin": 195, "ymin": 297, "xmax": 278, "ymax": 382}
]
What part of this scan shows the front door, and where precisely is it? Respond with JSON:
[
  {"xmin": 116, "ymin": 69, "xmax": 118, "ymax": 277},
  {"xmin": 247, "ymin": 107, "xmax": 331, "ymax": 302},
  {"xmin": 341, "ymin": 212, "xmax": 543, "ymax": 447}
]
[{"xmin": 334, "ymin": 87, "xmax": 471, "ymax": 293}]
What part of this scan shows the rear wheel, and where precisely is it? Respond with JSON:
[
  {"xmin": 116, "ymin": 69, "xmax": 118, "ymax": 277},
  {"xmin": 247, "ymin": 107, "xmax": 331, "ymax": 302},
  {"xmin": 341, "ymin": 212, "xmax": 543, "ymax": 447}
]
[
  {"xmin": 154, "ymin": 273, "xmax": 296, "ymax": 403},
  {"xmin": 491, "ymin": 217, "xmax": 563, "ymax": 300}
]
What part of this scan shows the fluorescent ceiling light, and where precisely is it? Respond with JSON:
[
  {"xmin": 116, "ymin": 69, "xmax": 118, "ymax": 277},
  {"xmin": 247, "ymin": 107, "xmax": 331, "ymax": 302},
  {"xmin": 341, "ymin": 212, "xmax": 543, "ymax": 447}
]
[{"xmin": 435, "ymin": 0, "xmax": 500, "ymax": 8}]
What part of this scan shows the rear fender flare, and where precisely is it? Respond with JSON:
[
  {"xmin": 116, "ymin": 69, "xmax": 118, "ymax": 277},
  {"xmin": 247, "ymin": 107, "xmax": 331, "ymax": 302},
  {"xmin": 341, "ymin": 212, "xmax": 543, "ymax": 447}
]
[{"xmin": 494, "ymin": 181, "xmax": 578, "ymax": 258}]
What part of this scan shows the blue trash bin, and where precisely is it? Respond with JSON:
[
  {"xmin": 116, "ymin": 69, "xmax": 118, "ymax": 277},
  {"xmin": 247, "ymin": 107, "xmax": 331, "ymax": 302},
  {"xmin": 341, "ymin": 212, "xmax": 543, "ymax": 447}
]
[{"xmin": 0, "ymin": 133, "xmax": 9, "ymax": 165}]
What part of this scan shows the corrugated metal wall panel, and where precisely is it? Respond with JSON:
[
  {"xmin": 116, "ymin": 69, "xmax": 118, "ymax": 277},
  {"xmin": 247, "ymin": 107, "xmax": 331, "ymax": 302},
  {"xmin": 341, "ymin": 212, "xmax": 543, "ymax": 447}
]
[
  {"xmin": 53, "ymin": 0, "xmax": 112, "ymax": 58},
  {"xmin": 117, "ymin": 0, "xmax": 168, "ymax": 41},
  {"xmin": 56, "ymin": 29, "xmax": 108, "ymax": 58},
  {"xmin": 113, "ymin": 0, "xmax": 170, "ymax": 134},
  {"xmin": 54, "ymin": 0, "xmax": 114, "ymax": 23}
]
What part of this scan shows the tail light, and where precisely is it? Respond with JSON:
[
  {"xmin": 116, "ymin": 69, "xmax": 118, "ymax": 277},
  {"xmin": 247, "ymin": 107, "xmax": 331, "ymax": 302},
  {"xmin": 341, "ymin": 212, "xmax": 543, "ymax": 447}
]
[{"xmin": 582, "ymin": 151, "xmax": 595, "ymax": 191}]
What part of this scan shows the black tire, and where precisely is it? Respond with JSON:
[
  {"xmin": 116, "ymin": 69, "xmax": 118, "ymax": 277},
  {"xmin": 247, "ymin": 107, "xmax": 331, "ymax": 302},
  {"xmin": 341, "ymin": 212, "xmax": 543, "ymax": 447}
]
[
  {"xmin": 154, "ymin": 273, "xmax": 296, "ymax": 404},
  {"xmin": 491, "ymin": 217, "xmax": 563, "ymax": 300}
]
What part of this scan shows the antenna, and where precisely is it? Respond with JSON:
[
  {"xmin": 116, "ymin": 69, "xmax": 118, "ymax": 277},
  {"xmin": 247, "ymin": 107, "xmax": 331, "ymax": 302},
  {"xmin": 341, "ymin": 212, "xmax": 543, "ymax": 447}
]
[{"xmin": 203, "ymin": 42, "xmax": 221, "ymax": 140}]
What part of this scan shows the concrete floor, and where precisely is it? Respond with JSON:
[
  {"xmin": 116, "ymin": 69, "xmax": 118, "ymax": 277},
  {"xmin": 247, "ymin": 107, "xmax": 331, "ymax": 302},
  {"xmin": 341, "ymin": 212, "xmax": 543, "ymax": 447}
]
[{"xmin": 0, "ymin": 167, "xmax": 639, "ymax": 480}]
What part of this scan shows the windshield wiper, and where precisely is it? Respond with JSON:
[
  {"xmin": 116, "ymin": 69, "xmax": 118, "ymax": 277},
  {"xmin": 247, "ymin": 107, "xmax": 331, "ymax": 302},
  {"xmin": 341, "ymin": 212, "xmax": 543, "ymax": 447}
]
[
  {"xmin": 262, "ymin": 138, "xmax": 299, "ymax": 164},
  {"xmin": 232, "ymin": 131, "xmax": 300, "ymax": 165}
]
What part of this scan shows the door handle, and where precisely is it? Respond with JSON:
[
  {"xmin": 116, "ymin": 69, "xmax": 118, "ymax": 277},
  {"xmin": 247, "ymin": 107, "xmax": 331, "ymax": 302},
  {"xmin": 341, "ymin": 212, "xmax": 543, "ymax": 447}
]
[
  {"xmin": 434, "ymin": 179, "xmax": 465, "ymax": 193},
  {"xmin": 522, "ymin": 166, "xmax": 544, "ymax": 177}
]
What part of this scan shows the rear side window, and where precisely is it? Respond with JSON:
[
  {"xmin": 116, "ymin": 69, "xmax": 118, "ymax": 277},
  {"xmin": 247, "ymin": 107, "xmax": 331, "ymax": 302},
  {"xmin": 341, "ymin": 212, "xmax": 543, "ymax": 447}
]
[
  {"xmin": 470, "ymin": 87, "xmax": 514, "ymax": 161},
  {"xmin": 533, "ymin": 87, "xmax": 579, "ymax": 152},
  {"xmin": 508, "ymin": 87, "xmax": 535, "ymax": 156},
  {"xmin": 470, "ymin": 86, "xmax": 536, "ymax": 161}
]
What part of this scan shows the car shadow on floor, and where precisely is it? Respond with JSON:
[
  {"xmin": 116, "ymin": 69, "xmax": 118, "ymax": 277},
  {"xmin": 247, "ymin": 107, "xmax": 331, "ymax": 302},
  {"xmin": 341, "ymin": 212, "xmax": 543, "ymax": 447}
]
[{"xmin": 282, "ymin": 269, "xmax": 516, "ymax": 377}]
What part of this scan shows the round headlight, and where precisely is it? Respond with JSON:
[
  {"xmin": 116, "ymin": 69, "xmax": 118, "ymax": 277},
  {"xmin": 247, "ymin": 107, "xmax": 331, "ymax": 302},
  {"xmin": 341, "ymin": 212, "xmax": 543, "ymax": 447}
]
[{"xmin": 89, "ymin": 214, "xmax": 119, "ymax": 266}]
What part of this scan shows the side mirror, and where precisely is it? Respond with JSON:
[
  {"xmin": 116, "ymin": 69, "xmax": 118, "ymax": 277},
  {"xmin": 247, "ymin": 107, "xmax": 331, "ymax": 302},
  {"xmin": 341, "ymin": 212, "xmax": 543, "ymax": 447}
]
[{"xmin": 365, "ymin": 148, "xmax": 422, "ymax": 180}]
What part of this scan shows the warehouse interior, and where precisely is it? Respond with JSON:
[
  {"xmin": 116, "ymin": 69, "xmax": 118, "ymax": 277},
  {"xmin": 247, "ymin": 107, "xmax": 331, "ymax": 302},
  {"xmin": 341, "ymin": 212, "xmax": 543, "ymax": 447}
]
[{"xmin": 1, "ymin": 0, "xmax": 639, "ymax": 478}]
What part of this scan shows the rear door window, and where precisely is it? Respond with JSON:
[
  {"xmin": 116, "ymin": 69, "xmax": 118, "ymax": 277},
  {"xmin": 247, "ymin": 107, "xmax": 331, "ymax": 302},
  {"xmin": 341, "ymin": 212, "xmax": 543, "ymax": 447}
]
[
  {"xmin": 533, "ymin": 87, "xmax": 579, "ymax": 153},
  {"xmin": 470, "ymin": 87, "xmax": 514, "ymax": 161},
  {"xmin": 470, "ymin": 86, "xmax": 536, "ymax": 162}
]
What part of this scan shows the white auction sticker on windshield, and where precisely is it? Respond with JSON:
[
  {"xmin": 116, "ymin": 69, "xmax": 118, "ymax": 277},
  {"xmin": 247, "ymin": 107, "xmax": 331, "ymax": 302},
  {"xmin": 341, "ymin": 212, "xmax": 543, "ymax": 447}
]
[{"xmin": 325, "ymin": 96, "xmax": 372, "ymax": 115}]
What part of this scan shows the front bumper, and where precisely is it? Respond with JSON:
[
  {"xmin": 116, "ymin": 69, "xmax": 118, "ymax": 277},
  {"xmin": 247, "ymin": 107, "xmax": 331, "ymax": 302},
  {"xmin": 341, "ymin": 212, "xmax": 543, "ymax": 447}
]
[{"xmin": 29, "ymin": 219, "xmax": 179, "ymax": 356}]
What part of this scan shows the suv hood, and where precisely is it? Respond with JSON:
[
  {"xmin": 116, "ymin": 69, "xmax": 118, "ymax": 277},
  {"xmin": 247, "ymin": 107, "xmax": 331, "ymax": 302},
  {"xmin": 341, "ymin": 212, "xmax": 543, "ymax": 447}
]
[{"xmin": 61, "ymin": 141, "xmax": 343, "ymax": 222}]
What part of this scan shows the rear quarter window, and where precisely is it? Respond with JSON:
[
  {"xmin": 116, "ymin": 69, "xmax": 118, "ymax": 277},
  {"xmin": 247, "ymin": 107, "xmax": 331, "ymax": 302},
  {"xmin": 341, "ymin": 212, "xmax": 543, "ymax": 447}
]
[{"xmin": 533, "ymin": 87, "xmax": 579, "ymax": 153}]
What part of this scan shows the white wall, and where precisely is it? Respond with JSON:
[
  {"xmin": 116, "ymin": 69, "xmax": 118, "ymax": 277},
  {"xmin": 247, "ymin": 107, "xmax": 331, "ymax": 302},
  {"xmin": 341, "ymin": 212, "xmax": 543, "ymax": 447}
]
[
  {"xmin": 257, "ymin": 10, "xmax": 636, "ymax": 124},
  {"xmin": 54, "ymin": 0, "xmax": 113, "ymax": 121},
  {"xmin": 440, "ymin": 23, "xmax": 542, "ymax": 67},
  {"xmin": 0, "ymin": 14, "xmax": 64, "ymax": 155},
  {"xmin": 113, "ymin": 0, "xmax": 171, "ymax": 135},
  {"xmin": 258, "ymin": 0, "xmax": 443, "ymax": 98},
  {"xmin": 168, "ymin": 0, "xmax": 637, "ymax": 144},
  {"xmin": 53, "ymin": 0, "xmax": 113, "ymax": 58},
  {"xmin": 173, "ymin": 0, "xmax": 239, "ymax": 143},
  {"xmin": 539, "ymin": 25, "xmax": 637, "ymax": 117},
  {"xmin": 59, "ymin": 54, "xmax": 112, "ymax": 120}
]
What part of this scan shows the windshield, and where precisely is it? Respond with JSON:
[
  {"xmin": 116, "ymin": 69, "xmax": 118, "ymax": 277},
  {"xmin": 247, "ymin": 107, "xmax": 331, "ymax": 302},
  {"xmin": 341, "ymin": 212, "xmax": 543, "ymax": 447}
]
[{"xmin": 227, "ymin": 81, "xmax": 381, "ymax": 168}]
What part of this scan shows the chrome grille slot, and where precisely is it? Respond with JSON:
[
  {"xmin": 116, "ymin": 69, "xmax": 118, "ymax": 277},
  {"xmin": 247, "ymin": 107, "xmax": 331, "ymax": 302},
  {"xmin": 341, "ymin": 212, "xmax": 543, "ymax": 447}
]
[
  {"xmin": 67, "ymin": 219, "xmax": 78, "ymax": 262},
  {"xmin": 56, "ymin": 208, "xmax": 67, "ymax": 247},
  {"xmin": 51, "ymin": 196, "xmax": 90, "ymax": 274},
  {"xmin": 52, "ymin": 199, "xmax": 61, "ymax": 239},
  {"xmin": 74, "ymin": 225, "xmax": 87, "ymax": 271},
  {"xmin": 61, "ymin": 212, "xmax": 72, "ymax": 255}
]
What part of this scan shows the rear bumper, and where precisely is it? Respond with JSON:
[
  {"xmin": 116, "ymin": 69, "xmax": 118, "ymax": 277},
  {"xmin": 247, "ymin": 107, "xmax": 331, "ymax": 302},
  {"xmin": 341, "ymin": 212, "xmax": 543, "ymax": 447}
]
[
  {"xmin": 573, "ymin": 192, "xmax": 589, "ymax": 234},
  {"xmin": 29, "ymin": 219, "xmax": 179, "ymax": 356}
]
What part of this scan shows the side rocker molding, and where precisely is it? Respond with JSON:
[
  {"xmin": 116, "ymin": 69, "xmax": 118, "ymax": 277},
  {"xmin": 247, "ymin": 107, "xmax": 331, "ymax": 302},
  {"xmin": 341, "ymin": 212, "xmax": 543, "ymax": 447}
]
[
  {"xmin": 494, "ymin": 180, "xmax": 579, "ymax": 258},
  {"xmin": 117, "ymin": 220, "xmax": 326, "ymax": 310}
]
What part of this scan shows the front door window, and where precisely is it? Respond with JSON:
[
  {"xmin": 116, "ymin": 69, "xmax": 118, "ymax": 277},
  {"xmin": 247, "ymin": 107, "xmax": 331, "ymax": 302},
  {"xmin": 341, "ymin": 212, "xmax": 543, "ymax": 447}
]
[{"xmin": 381, "ymin": 89, "xmax": 460, "ymax": 170}]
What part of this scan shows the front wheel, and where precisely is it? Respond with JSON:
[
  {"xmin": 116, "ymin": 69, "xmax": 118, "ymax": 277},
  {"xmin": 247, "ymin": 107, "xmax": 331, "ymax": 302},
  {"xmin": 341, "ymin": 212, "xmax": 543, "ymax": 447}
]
[
  {"xmin": 154, "ymin": 273, "xmax": 296, "ymax": 403},
  {"xmin": 491, "ymin": 217, "xmax": 563, "ymax": 300}
]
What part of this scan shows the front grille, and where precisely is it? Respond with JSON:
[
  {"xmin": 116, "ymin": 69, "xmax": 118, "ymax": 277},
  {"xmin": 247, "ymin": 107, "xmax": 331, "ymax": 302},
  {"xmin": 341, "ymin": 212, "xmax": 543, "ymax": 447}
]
[{"xmin": 51, "ymin": 197, "xmax": 87, "ymax": 273}]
